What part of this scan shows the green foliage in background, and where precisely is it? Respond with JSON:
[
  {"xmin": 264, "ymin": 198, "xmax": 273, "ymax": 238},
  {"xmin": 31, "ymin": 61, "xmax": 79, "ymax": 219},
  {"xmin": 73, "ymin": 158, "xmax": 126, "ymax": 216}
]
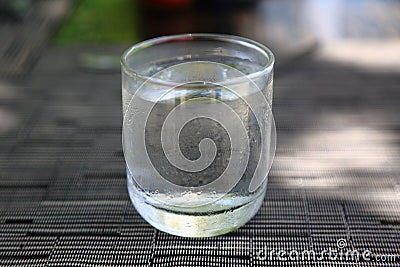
[{"xmin": 54, "ymin": 0, "xmax": 138, "ymax": 45}]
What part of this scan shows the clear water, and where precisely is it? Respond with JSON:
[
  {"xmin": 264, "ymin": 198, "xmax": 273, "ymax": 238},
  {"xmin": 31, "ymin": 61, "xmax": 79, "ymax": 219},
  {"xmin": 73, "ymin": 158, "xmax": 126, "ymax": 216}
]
[
  {"xmin": 127, "ymin": 170, "xmax": 266, "ymax": 237},
  {"xmin": 123, "ymin": 59, "xmax": 273, "ymax": 237}
]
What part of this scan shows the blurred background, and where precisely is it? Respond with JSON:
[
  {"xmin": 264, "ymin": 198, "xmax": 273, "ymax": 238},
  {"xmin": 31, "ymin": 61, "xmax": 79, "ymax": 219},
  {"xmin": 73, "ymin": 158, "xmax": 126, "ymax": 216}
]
[
  {"xmin": 0, "ymin": 0, "xmax": 400, "ymax": 265},
  {"xmin": 1, "ymin": 0, "xmax": 400, "ymax": 77}
]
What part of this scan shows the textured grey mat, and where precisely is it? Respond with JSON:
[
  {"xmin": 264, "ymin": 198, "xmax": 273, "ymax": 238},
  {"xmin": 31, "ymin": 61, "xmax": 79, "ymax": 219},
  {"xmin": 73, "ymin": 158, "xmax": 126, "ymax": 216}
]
[{"xmin": 0, "ymin": 46, "xmax": 399, "ymax": 266}]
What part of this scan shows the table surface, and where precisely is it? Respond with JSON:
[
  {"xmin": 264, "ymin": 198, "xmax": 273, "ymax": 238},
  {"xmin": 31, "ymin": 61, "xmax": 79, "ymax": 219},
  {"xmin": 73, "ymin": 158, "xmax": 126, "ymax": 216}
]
[
  {"xmin": 1, "ymin": 43, "xmax": 399, "ymax": 266},
  {"xmin": 1, "ymin": 0, "xmax": 400, "ymax": 266}
]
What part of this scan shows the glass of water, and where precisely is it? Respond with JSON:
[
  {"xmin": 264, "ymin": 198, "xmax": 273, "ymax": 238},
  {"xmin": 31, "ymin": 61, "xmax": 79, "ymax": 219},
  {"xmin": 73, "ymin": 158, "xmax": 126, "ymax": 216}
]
[{"xmin": 121, "ymin": 34, "xmax": 275, "ymax": 237}]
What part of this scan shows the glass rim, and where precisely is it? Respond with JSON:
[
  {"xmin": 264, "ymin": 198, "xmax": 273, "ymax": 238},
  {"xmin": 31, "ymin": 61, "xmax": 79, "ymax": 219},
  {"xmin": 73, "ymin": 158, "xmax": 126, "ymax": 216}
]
[{"xmin": 121, "ymin": 33, "xmax": 275, "ymax": 87}]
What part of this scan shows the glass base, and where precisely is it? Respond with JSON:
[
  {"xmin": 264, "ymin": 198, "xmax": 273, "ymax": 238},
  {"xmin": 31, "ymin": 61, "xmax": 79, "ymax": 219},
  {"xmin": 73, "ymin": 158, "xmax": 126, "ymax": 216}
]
[{"xmin": 127, "ymin": 176, "xmax": 266, "ymax": 237}]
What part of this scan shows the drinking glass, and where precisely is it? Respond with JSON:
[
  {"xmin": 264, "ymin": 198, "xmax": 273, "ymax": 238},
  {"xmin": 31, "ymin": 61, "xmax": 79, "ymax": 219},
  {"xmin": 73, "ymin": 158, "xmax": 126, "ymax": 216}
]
[{"xmin": 121, "ymin": 34, "xmax": 275, "ymax": 237}]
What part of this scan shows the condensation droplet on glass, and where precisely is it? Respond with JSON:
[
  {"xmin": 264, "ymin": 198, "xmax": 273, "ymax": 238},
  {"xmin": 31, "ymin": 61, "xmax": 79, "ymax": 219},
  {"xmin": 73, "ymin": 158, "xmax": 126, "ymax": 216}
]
[{"xmin": 263, "ymin": 109, "xmax": 270, "ymax": 119}]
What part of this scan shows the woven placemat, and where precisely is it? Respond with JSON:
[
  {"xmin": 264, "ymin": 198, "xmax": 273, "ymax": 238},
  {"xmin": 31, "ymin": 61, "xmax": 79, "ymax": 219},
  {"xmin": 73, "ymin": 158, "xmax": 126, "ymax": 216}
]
[{"xmin": 0, "ymin": 46, "xmax": 399, "ymax": 266}]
